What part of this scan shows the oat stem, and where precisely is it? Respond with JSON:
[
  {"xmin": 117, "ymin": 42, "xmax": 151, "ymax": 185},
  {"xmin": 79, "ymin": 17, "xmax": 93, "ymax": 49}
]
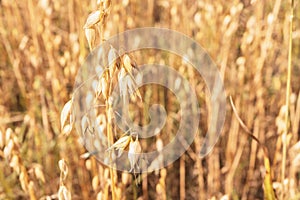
[
  {"xmin": 106, "ymin": 70, "xmax": 116, "ymax": 200},
  {"xmin": 281, "ymin": 0, "xmax": 294, "ymax": 199},
  {"xmin": 106, "ymin": 102, "xmax": 116, "ymax": 200}
]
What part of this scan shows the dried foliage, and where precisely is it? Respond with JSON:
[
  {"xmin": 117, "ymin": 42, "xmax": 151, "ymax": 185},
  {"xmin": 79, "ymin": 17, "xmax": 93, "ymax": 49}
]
[{"xmin": 0, "ymin": 0, "xmax": 299, "ymax": 199}]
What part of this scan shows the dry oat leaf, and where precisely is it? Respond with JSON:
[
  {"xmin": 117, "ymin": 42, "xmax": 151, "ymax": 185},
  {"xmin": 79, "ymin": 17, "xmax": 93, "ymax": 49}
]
[
  {"xmin": 128, "ymin": 136, "xmax": 141, "ymax": 172},
  {"xmin": 83, "ymin": 10, "xmax": 103, "ymax": 29},
  {"xmin": 60, "ymin": 99, "xmax": 73, "ymax": 131}
]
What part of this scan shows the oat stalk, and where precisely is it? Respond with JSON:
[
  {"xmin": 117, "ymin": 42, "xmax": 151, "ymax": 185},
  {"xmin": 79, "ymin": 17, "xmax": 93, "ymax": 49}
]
[
  {"xmin": 229, "ymin": 96, "xmax": 276, "ymax": 200},
  {"xmin": 281, "ymin": 0, "xmax": 294, "ymax": 199}
]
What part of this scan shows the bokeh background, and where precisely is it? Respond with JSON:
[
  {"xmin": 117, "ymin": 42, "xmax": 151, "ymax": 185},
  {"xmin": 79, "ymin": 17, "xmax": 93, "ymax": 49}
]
[{"xmin": 0, "ymin": 0, "xmax": 299, "ymax": 199}]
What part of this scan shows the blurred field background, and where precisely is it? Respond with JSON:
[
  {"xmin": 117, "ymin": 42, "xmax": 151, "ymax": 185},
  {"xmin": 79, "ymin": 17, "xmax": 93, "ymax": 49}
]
[{"xmin": 0, "ymin": 0, "xmax": 300, "ymax": 199}]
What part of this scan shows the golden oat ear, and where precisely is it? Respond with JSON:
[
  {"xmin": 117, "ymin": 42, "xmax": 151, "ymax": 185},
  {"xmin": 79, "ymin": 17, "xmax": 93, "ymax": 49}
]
[
  {"xmin": 127, "ymin": 53, "xmax": 138, "ymax": 69},
  {"xmin": 100, "ymin": 76, "xmax": 109, "ymax": 100},
  {"xmin": 128, "ymin": 135, "xmax": 142, "ymax": 173},
  {"xmin": 58, "ymin": 159, "xmax": 71, "ymax": 200},
  {"xmin": 85, "ymin": 28, "xmax": 96, "ymax": 51},
  {"xmin": 118, "ymin": 53, "xmax": 142, "ymax": 102},
  {"xmin": 128, "ymin": 76, "xmax": 142, "ymax": 101},
  {"xmin": 60, "ymin": 97, "xmax": 74, "ymax": 135},
  {"xmin": 83, "ymin": 10, "xmax": 104, "ymax": 29},
  {"xmin": 108, "ymin": 46, "xmax": 119, "ymax": 78},
  {"xmin": 122, "ymin": 54, "xmax": 134, "ymax": 74},
  {"xmin": 60, "ymin": 99, "xmax": 72, "ymax": 129},
  {"xmin": 106, "ymin": 135, "xmax": 132, "ymax": 157}
]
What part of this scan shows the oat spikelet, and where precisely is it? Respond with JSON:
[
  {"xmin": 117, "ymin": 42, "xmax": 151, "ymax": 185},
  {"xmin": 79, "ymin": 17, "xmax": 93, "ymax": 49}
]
[
  {"xmin": 33, "ymin": 164, "xmax": 45, "ymax": 183},
  {"xmin": 103, "ymin": 0, "xmax": 112, "ymax": 11},
  {"xmin": 58, "ymin": 185, "xmax": 71, "ymax": 200},
  {"xmin": 122, "ymin": 54, "xmax": 134, "ymax": 75},
  {"xmin": 118, "ymin": 67, "xmax": 128, "ymax": 104},
  {"xmin": 128, "ymin": 135, "xmax": 141, "ymax": 172},
  {"xmin": 83, "ymin": 10, "xmax": 104, "ymax": 29},
  {"xmin": 58, "ymin": 159, "xmax": 69, "ymax": 182},
  {"xmin": 60, "ymin": 99, "xmax": 72, "ymax": 129},
  {"xmin": 60, "ymin": 98, "xmax": 74, "ymax": 135},
  {"xmin": 58, "ymin": 159, "xmax": 71, "ymax": 200},
  {"xmin": 81, "ymin": 115, "xmax": 91, "ymax": 135},
  {"xmin": 108, "ymin": 46, "xmax": 119, "ymax": 78},
  {"xmin": 106, "ymin": 135, "xmax": 131, "ymax": 157},
  {"xmin": 118, "ymin": 67, "xmax": 142, "ymax": 103},
  {"xmin": 101, "ymin": 76, "xmax": 108, "ymax": 99},
  {"xmin": 85, "ymin": 28, "xmax": 96, "ymax": 51}
]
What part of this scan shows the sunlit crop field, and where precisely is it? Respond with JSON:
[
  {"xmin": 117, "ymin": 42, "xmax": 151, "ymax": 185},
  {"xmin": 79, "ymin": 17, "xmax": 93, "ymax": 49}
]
[{"xmin": 0, "ymin": 0, "xmax": 299, "ymax": 199}]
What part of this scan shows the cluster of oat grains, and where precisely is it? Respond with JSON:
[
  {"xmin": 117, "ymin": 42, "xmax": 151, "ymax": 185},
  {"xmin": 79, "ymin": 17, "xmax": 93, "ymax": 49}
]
[{"xmin": 60, "ymin": 1, "xmax": 144, "ymax": 198}]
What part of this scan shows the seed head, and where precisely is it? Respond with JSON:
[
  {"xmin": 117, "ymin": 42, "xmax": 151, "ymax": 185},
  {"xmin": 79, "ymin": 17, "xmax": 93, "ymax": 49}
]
[
  {"xmin": 83, "ymin": 10, "xmax": 104, "ymax": 29},
  {"xmin": 84, "ymin": 28, "xmax": 96, "ymax": 51},
  {"xmin": 106, "ymin": 135, "xmax": 131, "ymax": 157},
  {"xmin": 128, "ymin": 136, "xmax": 141, "ymax": 172}
]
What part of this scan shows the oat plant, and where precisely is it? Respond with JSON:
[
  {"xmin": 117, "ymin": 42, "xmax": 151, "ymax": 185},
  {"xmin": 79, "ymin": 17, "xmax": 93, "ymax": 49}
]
[{"xmin": 60, "ymin": 0, "xmax": 143, "ymax": 199}]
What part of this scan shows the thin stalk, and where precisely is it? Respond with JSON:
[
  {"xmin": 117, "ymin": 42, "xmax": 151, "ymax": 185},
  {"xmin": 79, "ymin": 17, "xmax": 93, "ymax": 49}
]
[
  {"xmin": 106, "ymin": 73, "xmax": 116, "ymax": 200},
  {"xmin": 281, "ymin": 0, "xmax": 294, "ymax": 199}
]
